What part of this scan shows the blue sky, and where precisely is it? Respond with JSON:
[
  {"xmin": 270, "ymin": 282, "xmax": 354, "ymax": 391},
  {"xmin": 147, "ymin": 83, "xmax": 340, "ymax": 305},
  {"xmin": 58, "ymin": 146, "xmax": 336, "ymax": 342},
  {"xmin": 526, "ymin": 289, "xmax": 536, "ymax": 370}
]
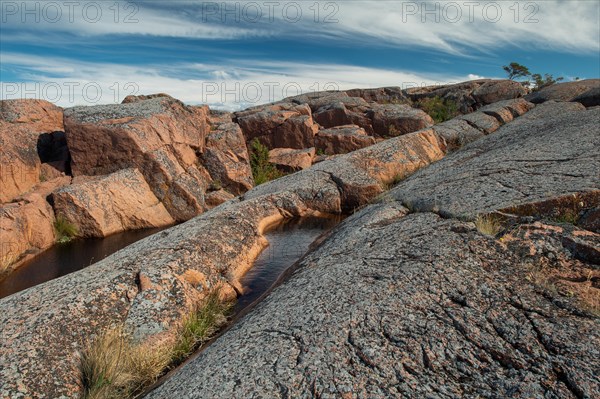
[{"xmin": 1, "ymin": 0, "xmax": 599, "ymax": 110}]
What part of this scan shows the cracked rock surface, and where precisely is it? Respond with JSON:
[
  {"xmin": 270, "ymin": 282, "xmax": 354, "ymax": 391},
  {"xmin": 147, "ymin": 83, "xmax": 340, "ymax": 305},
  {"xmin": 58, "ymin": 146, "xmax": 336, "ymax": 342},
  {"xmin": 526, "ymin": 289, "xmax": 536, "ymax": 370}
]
[{"xmin": 148, "ymin": 100, "xmax": 599, "ymax": 399}]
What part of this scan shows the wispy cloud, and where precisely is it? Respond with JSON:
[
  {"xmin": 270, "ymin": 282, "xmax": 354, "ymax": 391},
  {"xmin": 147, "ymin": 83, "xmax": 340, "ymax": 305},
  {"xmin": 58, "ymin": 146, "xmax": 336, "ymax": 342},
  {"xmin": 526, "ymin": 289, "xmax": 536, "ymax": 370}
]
[
  {"xmin": 2, "ymin": 1, "xmax": 598, "ymax": 54},
  {"xmin": 0, "ymin": 53, "xmax": 482, "ymax": 110}
]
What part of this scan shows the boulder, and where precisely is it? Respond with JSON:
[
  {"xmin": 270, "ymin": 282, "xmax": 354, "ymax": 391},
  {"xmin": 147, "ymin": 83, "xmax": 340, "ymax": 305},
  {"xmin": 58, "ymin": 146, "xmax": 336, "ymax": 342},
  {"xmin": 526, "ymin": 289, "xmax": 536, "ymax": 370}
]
[
  {"xmin": 235, "ymin": 103, "xmax": 318, "ymax": 149},
  {"xmin": 458, "ymin": 111, "xmax": 502, "ymax": 134},
  {"xmin": 526, "ymin": 79, "xmax": 600, "ymax": 105},
  {"xmin": 477, "ymin": 98, "xmax": 535, "ymax": 123},
  {"xmin": 572, "ymin": 86, "xmax": 600, "ymax": 107},
  {"xmin": 268, "ymin": 147, "xmax": 315, "ymax": 172},
  {"xmin": 0, "ymin": 99, "xmax": 65, "ymax": 203},
  {"xmin": 471, "ymin": 79, "xmax": 528, "ymax": 104},
  {"xmin": 51, "ymin": 168, "xmax": 174, "ymax": 238},
  {"xmin": 64, "ymin": 95, "xmax": 211, "ymax": 221},
  {"xmin": 283, "ymin": 91, "xmax": 351, "ymax": 111},
  {"xmin": 367, "ymin": 103, "xmax": 434, "ymax": 137},
  {"xmin": 121, "ymin": 93, "xmax": 173, "ymax": 103},
  {"xmin": 0, "ymin": 193, "xmax": 56, "ymax": 279},
  {"xmin": 315, "ymin": 125, "xmax": 377, "ymax": 155},
  {"xmin": 202, "ymin": 121, "xmax": 253, "ymax": 195},
  {"xmin": 312, "ymin": 101, "xmax": 374, "ymax": 134}
]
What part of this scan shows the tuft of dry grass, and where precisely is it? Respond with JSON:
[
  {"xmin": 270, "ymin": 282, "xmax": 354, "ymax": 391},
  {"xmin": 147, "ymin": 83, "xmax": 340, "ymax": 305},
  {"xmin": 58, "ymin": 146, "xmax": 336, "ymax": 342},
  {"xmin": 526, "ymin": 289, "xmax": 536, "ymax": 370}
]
[
  {"xmin": 475, "ymin": 214, "xmax": 503, "ymax": 236},
  {"xmin": 79, "ymin": 327, "xmax": 171, "ymax": 399},
  {"xmin": 79, "ymin": 289, "xmax": 233, "ymax": 399}
]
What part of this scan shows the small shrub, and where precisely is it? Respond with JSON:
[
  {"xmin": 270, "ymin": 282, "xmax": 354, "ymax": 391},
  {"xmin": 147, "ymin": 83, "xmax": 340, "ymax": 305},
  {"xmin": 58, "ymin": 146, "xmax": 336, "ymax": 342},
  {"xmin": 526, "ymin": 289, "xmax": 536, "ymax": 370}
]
[
  {"xmin": 475, "ymin": 214, "xmax": 503, "ymax": 236},
  {"xmin": 416, "ymin": 96, "xmax": 459, "ymax": 123},
  {"xmin": 208, "ymin": 179, "xmax": 222, "ymax": 192},
  {"xmin": 250, "ymin": 139, "xmax": 284, "ymax": 185},
  {"xmin": 54, "ymin": 215, "xmax": 78, "ymax": 243}
]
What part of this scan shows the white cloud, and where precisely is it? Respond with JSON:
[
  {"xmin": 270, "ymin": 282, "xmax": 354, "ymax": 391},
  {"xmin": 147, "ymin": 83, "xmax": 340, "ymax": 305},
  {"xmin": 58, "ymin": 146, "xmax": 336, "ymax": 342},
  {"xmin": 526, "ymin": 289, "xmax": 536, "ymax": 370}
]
[
  {"xmin": 0, "ymin": 53, "xmax": 479, "ymax": 110},
  {"xmin": 2, "ymin": 1, "xmax": 598, "ymax": 54}
]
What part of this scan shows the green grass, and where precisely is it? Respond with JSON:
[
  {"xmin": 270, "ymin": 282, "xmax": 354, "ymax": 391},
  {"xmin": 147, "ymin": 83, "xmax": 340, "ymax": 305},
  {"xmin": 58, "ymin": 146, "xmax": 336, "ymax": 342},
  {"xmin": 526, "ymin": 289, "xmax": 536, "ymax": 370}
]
[
  {"xmin": 170, "ymin": 290, "xmax": 233, "ymax": 364},
  {"xmin": 250, "ymin": 138, "xmax": 284, "ymax": 185},
  {"xmin": 54, "ymin": 215, "xmax": 78, "ymax": 243},
  {"xmin": 549, "ymin": 208, "xmax": 581, "ymax": 225},
  {"xmin": 79, "ymin": 290, "xmax": 233, "ymax": 399},
  {"xmin": 416, "ymin": 96, "xmax": 459, "ymax": 123}
]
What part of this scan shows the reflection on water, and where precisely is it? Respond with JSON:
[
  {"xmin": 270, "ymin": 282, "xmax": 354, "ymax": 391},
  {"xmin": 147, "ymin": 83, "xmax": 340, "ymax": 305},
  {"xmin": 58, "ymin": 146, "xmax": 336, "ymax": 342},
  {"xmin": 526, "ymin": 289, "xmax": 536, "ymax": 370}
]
[
  {"xmin": 234, "ymin": 216, "xmax": 341, "ymax": 313},
  {"xmin": 0, "ymin": 227, "xmax": 166, "ymax": 299}
]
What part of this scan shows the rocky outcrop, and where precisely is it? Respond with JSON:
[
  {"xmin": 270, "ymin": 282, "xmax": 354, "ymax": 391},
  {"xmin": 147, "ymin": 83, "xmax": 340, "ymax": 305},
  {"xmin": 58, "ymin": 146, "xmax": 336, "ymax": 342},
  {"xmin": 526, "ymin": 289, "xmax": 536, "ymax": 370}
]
[
  {"xmin": 147, "ymin": 102, "xmax": 599, "ymax": 399},
  {"xmin": 268, "ymin": 147, "xmax": 315, "ymax": 172},
  {"xmin": 392, "ymin": 102, "xmax": 598, "ymax": 217},
  {"xmin": 432, "ymin": 98, "xmax": 534, "ymax": 151},
  {"xmin": 64, "ymin": 95, "xmax": 212, "ymax": 221},
  {"xmin": 526, "ymin": 79, "xmax": 600, "ymax": 105},
  {"xmin": 315, "ymin": 125, "xmax": 377, "ymax": 155},
  {"xmin": 2, "ymin": 86, "xmax": 571, "ymax": 398},
  {"xmin": 51, "ymin": 168, "xmax": 174, "ymax": 238},
  {"xmin": 235, "ymin": 103, "xmax": 319, "ymax": 149},
  {"xmin": 405, "ymin": 79, "xmax": 527, "ymax": 113},
  {"xmin": 0, "ymin": 99, "xmax": 66, "ymax": 203},
  {"xmin": 345, "ymin": 86, "xmax": 408, "ymax": 104},
  {"xmin": 0, "ymin": 110, "xmax": 457, "ymax": 398}
]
